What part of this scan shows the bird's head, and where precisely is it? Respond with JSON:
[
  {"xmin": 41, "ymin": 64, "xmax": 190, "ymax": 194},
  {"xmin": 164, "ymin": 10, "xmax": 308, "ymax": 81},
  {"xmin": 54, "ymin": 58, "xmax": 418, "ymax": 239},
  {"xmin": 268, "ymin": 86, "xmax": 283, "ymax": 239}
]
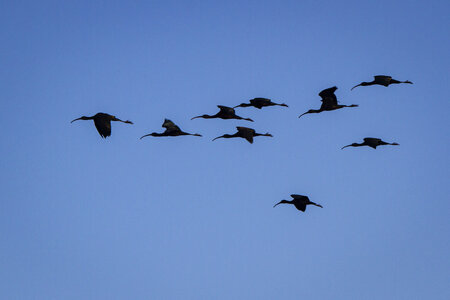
[
  {"xmin": 71, "ymin": 116, "xmax": 90, "ymax": 123},
  {"xmin": 341, "ymin": 143, "xmax": 359, "ymax": 149},
  {"xmin": 273, "ymin": 200, "xmax": 291, "ymax": 208},
  {"xmin": 212, "ymin": 134, "xmax": 232, "ymax": 141},
  {"xmin": 140, "ymin": 132, "xmax": 159, "ymax": 139},
  {"xmin": 191, "ymin": 114, "xmax": 208, "ymax": 120},
  {"xmin": 298, "ymin": 110, "xmax": 314, "ymax": 118}
]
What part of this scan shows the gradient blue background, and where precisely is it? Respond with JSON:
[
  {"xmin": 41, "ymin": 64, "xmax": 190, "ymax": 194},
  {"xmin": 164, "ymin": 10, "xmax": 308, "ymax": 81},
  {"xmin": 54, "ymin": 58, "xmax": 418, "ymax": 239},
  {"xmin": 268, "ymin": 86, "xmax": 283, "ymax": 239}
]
[{"xmin": 1, "ymin": 1, "xmax": 449, "ymax": 299}]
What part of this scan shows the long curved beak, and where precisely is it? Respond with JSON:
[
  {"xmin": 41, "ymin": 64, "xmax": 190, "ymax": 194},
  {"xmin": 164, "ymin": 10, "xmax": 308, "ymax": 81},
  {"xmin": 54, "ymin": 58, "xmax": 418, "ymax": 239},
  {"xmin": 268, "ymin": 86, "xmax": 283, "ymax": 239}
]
[
  {"xmin": 298, "ymin": 112, "xmax": 308, "ymax": 118},
  {"xmin": 341, "ymin": 144, "xmax": 351, "ymax": 150},
  {"xmin": 70, "ymin": 118, "xmax": 82, "ymax": 123},
  {"xmin": 273, "ymin": 201, "xmax": 283, "ymax": 208},
  {"xmin": 245, "ymin": 118, "xmax": 254, "ymax": 122},
  {"xmin": 192, "ymin": 133, "xmax": 202, "ymax": 137},
  {"xmin": 351, "ymin": 84, "xmax": 361, "ymax": 91},
  {"xmin": 212, "ymin": 136, "xmax": 224, "ymax": 141},
  {"xmin": 140, "ymin": 134, "xmax": 152, "ymax": 140},
  {"xmin": 191, "ymin": 116, "xmax": 201, "ymax": 120}
]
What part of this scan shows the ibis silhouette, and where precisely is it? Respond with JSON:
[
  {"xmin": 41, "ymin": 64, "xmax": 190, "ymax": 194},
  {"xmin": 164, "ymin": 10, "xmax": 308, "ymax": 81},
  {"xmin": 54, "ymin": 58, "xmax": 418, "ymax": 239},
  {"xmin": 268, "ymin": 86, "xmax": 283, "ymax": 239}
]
[
  {"xmin": 140, "ymin": 119, "xmax": 202, "ymax": 139},
  {"xmin": 298, "ymin": 86, "xmax": 358, "ymax": 118},
  {"xmin": 212, "ymin": 126, "xmax": 272, "ymax": 144},
  {"xmin": 341, "ymin": 138, "xmax": 399, "ymax": 149},
  {"xmin": 234, "ymin": 98, "xmax": 288, "ymax": 109},
  {"xmin": 71, "ymin": 112, "xmax": 133, "ymax": 138},
  {"xmin": 351, "ymin": 75, "xmax": 413, "ymax": 90},
  {"xmin": 191, "ymin": 105, "xmax": 253, "ymax": 122},
  {"xmin": 274, "ymin": 194, "xmax": 323, "ymax": 212}
]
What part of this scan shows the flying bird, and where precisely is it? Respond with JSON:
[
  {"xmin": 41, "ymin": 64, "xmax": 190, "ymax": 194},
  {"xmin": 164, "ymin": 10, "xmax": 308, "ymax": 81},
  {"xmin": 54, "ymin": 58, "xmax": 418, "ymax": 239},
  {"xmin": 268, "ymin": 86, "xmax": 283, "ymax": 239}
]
[
  {"xmin": 212, "ymin": 126, "xmax": 272, "ymax": 144},
  {"xmin": 71, "ymin": 112, "xmax": 133, "ymax": 138},
  {"xmin": 273, "ymin": 194, "xmax": 323, "ymax": 212},
  {"xmin": 351, "ymin": 75, "xmax": 413, "ymax": 90},
  {"xmin": 234, "ymin": 98, "xmax": 288, "ymax": 109},
  {"xmin": 341, "ymin": 137, "xmax": 399, "ymax": 149},
  {"xmin": 191, "ymin": 105, "xmax": 253, "ymax": 122},
  {"xmin": 298, "ymin": 86, "xmax": 358, "ymax": 118},
  {"xmin": 140, "ymin": 119, "xmax": 202, "ymax": 139}
]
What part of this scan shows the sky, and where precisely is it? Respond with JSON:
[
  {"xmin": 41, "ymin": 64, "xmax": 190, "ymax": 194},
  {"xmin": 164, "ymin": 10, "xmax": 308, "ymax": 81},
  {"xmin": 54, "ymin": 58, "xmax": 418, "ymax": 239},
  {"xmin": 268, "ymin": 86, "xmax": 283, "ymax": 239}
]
[{"xmin": 0, "ymin": 0, "xmax": 449, "ymax": 299}]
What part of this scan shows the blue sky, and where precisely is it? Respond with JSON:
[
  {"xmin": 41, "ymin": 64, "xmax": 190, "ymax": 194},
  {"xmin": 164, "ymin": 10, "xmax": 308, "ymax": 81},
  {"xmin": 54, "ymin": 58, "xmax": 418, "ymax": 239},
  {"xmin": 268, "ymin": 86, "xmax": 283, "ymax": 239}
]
[{"xmin": 1, "ymin": 0, "xmax": 449, "ymax": 299}]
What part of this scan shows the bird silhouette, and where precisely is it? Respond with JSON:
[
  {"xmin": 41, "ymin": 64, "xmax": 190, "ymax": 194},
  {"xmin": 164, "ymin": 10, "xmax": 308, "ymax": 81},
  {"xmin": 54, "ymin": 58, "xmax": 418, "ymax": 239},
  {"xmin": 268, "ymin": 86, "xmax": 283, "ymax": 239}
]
[
  {"xmin": 212, "ymin": 126, "xmax": 272, "ymax": 144},
  {"xmin": 298, "ymin": 86, "xmax": 358, "ymax": 118},
  {"xmin": 341, "ymin": 137, "xmax": 399, "ymax": 149},
  {"xmin": 273, "ymin": 194, "xmax": 323, "ymax": 212},
  {"xmin": 351, "ymin": 75, "xmax": 413, "ymax": 90},
  {"xmin": 71, "ymin": 112, "xmax": 133, "ymax": 138},
  {"xmin": 140, "ymin": 119, "xmax": 202, "ymax": 139},
  {"xmin": 234, "ymin": 98, "xmax": 288, "ymax": 109},
  {"xmin": 191, "ymin": 105, "xmax": 253, "ymax": 122}
]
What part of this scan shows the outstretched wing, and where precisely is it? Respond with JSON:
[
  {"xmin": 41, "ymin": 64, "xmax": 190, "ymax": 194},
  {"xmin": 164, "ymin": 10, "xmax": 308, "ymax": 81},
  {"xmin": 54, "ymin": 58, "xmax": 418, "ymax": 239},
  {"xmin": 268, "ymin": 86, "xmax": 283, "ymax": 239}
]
[
  {"xmin": 363, "ymin": 137, "xmax": 381, "ymax": 143},
  {"xmin": 250, "ymin": 98, "xmax": 270, "ymax": 105},
  {"xmin": 162, "ymin": 119, "xmax": 177, "ymax": 129},
  {"xmin": 94, "ymin": 117, "xmax": 111, "ymax": 138},
  {"xmin": 236, "ymin": 127, "xmax": 254, "ymax": 143},
  {"xmin": 319, "ymin": 86, "xmax": 338, "ymax": 106},
  {"xmin": 374, "ymin": 75, "xmax": 392, "ymax": 86},
  {"xmin": 217, "ymin": 105, "xmax": 234, "ymax": 114},
  {"xmin": 294, "ymin": 203, "xmax": 307, "ymax": 212},
  {"xmin": 291, "ymin": 194, "xmax": 308, "ymax": 200}
]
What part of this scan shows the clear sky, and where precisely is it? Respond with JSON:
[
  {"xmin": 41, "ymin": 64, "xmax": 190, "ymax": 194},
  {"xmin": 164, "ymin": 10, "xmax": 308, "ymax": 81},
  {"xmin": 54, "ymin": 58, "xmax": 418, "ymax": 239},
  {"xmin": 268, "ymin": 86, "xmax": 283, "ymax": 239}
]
[{"xmin": 1, "ymin": 0, "xmax": 449, "ymax": 299}]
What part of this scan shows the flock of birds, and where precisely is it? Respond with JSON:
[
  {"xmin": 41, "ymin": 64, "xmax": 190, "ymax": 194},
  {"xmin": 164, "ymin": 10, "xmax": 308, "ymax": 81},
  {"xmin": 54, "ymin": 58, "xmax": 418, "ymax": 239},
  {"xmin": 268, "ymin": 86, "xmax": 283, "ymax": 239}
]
[{"xmin": 71, "ymin": 75, "xmax": 412, "ymax": 213}]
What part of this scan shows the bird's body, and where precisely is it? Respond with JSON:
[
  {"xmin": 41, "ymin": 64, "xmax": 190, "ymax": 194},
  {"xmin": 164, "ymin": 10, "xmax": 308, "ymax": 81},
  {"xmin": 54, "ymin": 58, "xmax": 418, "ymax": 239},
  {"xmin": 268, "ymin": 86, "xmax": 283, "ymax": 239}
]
[
  {"xmin": 234, "ymin": 98, "xmax": 288, "ymax": 109},
  {"xmin": 212, "ymin": 126, "xmax": 272, "ymax": 144},
  {"xmin": 299, "ymin": 86, "xmax": 358, "ymax": 118},
  {"xmin": 191, "ymin": 105, "xmax": 253, "ymax": 122},
  {"xmin": 351, "ymin": 75, "xmax": 413, "ymax": 90},
  {"xmin": 71, "ymin": 112, "xmax": 133, "ymax": 138},
  {"xmin": 341, "ymin": 137, "xmax": 399, "ymax": 149},
  {"xmin": 273, "ymin": 194, "xmax": 323, "ymax": 212},
  {"xmin": 140, "ymin": 119, "xmax": 202, "ymax": 139}
]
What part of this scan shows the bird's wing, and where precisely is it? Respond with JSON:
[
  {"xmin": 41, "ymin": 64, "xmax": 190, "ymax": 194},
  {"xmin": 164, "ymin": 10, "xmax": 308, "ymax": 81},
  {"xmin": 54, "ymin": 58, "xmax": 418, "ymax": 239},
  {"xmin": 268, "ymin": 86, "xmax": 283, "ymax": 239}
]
[
  {"xmin": 374, "ymin": 75, "xmax": 391, "ymax": 80},
  {"xmin": 164, "ymin": 125, "xmax": 181, "ymax": 134},
  {"xmin": 94, "ymin": 117, "xmax": 111, "ymax": 138},
  {"xmin": 250, "ymin": 98, "xmax": 269, "ymax": 105},
  {"xmin": 294, "ymin": 203, "xmax": 307, "ymax": 212},
  {"xmin": 319, "ymin": 99, "xmax": 335, "ymax": 109},
  {"xmin": 236, "ymin": 127, "xmax": 254, "ymax": 143},
  {"xmin": 374, "ymin": 75, "xmax": 392, "ymax": 85},
  {"xmin": 291, "ymin": 194, "xmax": 307, "ymax": 200},
  {"xmin": 319, "ymin": 87, "xmax": 338, "ymax": 105},
  {"xmin": 363, "ymin": 137, "xmax": 381, "ymax": 143},
  {"xmin": 217, "ymin": 105, "xmax": 234, "ymax": 113},
  {"xmin": 162, "ymin": 119, "xmax": 176, "ymax": 129}
]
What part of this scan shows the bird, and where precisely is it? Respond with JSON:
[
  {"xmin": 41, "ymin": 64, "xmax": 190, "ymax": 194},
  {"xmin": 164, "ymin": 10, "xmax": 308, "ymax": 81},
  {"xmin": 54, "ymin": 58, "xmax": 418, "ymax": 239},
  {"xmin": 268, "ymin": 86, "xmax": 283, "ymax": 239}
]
[
  {"xmin": 351, "ymin": 75, "xmax": 413, "ymax": 90},
  {"xmin": 191, "ymin": 105, "xmax": 253, "ymax": 122},
  {"xmin": 71, "ymin": 112, "xmax": 133, "ymax": 138},
  {"xmin": 298, "ymin": 86, "xmax": 358, "ymax": 118},
  {"xmin": 212, "ymin": 126, "xmax": 272, "ymax": 144},
  {"xmin": 140, "ymin": 119, "xmax": 202, "ymax": 139},
  {"xmin": 233, "ymin": 98, "xmax": 288, "ymax": 109},
  {"xmin": 273, "ymin": 194, "xmax": 323, "ymax": 212},
  {"xmin": 341, "ymin": 137, "xmax": 399, "ymax": 149}
]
